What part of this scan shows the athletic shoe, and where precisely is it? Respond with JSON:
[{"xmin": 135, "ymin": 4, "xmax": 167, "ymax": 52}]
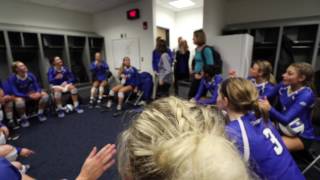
[
  {"xmin": 116, "ymin": 104, "xmax": 122, "ymax": 111},
  {"xmin": 75, "ymin": 106, "xmax": 84, "ymax": 114},
  {"xmin": 106, "ymin": 100, "xmax": 112, "ymax": 108},
  {"xmin": 95, "ymin": 99, "xmax": 102, "ymax": 108},
  {"xmin": 38, "ymin": 113, "xmax": 47, "ymax": 122},
  {"xmin": 20, "ymin": 118, "xmax": 30, "ymax": 128},
  {"xmin": 57, "ymin": 109, "xmax": 65, "ymax": 118},
  {"xmin": 8, "ymin": 133, "xmax": 20, "ymax": 141},
  {"xmin": 88, "ymin": 99, "xmax": 95, "ymax": 109}
]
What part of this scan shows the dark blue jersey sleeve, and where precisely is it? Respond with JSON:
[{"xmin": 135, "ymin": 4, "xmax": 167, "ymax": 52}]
[
  {"xmin": 269, "ymin": 90, "xmax": 315, "ymax": 125},
  {"xmin": 267, "ymin": 82, "xmax": 283, "ymax": 99},
  {"xmin": 29, "ymin": 73, "xmax": 41, "ymax": 92},
  {"xmin": 47, "ymin": 67, "xmax": 56, "ymax": 84},
  {"xmin": 194, "ymin": 78, "xmax": 205, "ymax": 101},
  {"xmin": 9, "ymin": 75, "xmax": 27, "ymax": 97},
  {"xmin": 66, "ymin": 68, "xmax": 76, "ymax": 84},
  {"xmin": 197, "ymin": 75, "xmax": 222, "ymax": 105},
  {"xmin": 152, "ymin": 50, "xmax": 160, "ymax": 72},
  {"xmin": 0, "ymin": 158, "xmax": 21, "ymax": 180}
]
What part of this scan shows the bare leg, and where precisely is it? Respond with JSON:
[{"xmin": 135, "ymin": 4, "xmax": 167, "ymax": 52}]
[{"xmin": 282, "ymin": 136, "xmax": 304, "ymax": 151}]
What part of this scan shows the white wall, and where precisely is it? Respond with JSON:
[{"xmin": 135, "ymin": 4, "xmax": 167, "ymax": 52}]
[
  {"xmin": 155, "ymin": 6, "xmax": 203, "ymax": 57},
  {"xmin": 155, "ymin": 6, "xmax": 176, "ymax": 50},
  {"xmin": 203, "ymin": 0, "xmax": 226, "ymax": 43},
  {"xmin": 175, "ymin": 7, "xmax": 203, "ymax": 55},
  {"xmin": 226, "ymin": 0, "xmax": 320, "ymax": 25},
  {"xmin": 0, "ymin": 0, "xmax": 93, "ymax": 32},
  {"xmin": 94, "ymin": 0, "xmax": 154, "ymax": 74}
]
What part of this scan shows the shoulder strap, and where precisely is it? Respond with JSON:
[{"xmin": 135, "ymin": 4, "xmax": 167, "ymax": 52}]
[
  {"xmin": 201, "ymin": 45, "xmax": 208, "ymax": 66},
  {"xmin": 237, "ymin": 118, "xmax": 250, "ymax": 162}
]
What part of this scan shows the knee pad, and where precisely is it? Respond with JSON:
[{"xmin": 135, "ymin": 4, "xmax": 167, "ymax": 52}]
[
  {"xmin": 40, "ymin": 94, "xmax": 49, "ymax": 104},
  {"xmin": 54, "ymin": 92, "xmax": 62, "ymax": 99},
  {"xmin": 0, "ymin": 110, "xmax": 3, "ymax": 122},
  {"xmin": 71, "ymin": 88, "xmax": 78, "ymax": 95},
  {"xmin": 5, "ymin": 147, "xmax": 18, "ymax": 162},
  {"xmin": 99, "ymin": 86, "xmax": 105, "ymax": 94},
  {"xmin": 91, "ymin": 87, "xmax": 97, "ymax": 95},
  {"xmin": 15, "ymin": 100, "xmax": 25, "ymax": 109},
  {"xmin": 0, "ymin": 132, "xmax": 6, "ymax": 145},
  {"xmin": 109, "ymin": 90, "xmax": 114, "ymax": 97},
  {"xmin": 118, "ymin": 92, "xmax": 124, "ymax": 98}
]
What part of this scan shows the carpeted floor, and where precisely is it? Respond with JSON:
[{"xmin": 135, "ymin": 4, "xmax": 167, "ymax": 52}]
[
  {"xmin": 10, "ymin": 106, "xmax": 130, "ymax": 180},
  {"xmin": 8, "ymin": 104, "xmax": 320, "ymax": 180}
]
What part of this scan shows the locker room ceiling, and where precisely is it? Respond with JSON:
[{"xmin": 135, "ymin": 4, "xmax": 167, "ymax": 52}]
[
  {"xmin": 14, "ymin": 0, "xmax": 203, "ymax": 14},
  {"xmin": 156, "ymin": 0, "xmax": 203, "ymax": 11},
  {"xmin": 14, "ymin": 0, "xmax": 139, "ymax": 14}
]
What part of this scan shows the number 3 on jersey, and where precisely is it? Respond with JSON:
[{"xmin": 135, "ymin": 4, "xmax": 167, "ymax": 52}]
[{"xmin": 263, "ymin": 128, "xmax": 283, "ymax": 155}]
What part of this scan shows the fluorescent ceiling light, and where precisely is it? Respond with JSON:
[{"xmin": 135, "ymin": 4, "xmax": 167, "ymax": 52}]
[{"xmin": 169, "ymin": 0, "xmax": 195, "ymax": 9}]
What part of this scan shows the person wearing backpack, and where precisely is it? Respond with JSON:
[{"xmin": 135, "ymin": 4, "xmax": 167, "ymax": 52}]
[{"xmin": 188, "ymin": 29, "xmax": 214, "ymax": 99}]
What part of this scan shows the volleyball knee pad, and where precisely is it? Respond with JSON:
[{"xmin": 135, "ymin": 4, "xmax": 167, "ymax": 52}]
[
  {"xmin": 91, "ymin": 87, "xmax": 97, "ymax": 95},
  {"xmin": 71, "ymin": 88, "xmax": 78, "ymax": 95},
  {"xmin": 99, "ymin": 86, "xmax": 105, "ymax": 94},
  {"xmin": 54, "ymin": 92, "xmax": 62, "ymax": 99},
  {"xmin": 0, "ymin": 132, "xmax": 6, "ymax": 145},
  {"xmin": 118, "ymin": 92, "xmax": 124, "ymax": 98},
  {"xmin": 40, "ymin": 94, "xmax": 49, "ymax": 104},
  {"xmin": 278, "ymin": 118, "xmax": 305, "ymax": 137},
  {"xmin": 109, "ymin": 90, "xmax": 115, "ymax": 97},
  {"xmin": 15, "ymin": 100, "xmax": 25, "ymax": 109},
  {"xmin": 5, "ymin": 147, "xmax": 18, "ymax": 162},
  {"xmin": 0, "ymin": 110, "xmax": 3, "ymax": 122}
]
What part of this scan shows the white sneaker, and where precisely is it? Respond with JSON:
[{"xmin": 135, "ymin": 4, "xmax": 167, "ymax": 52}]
[
  {"xmin": 106, "ymin": 100, "xmax": 112, "ymax": 108},
  {"xmin": 116, "ymin": 105, "xmax": 122, "ymax": 111}
]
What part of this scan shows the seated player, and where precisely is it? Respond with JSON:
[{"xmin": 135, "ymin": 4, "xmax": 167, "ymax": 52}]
[
  {"xmin": 89, "ymin": 52, "xmax": 109, "ymax": 108},
  {"xmin": 0, "ymin": 79, "xmax": 15, "ymax": 128},
  {"xmin": 48, "ymin": 56, "xmax": 84, "ymax": 118},
  {"xmin": 117, "ymin": 97, "xmax": 251, "ymax": 180},
  {"xmin": 192, "ymin": 65, "xmax": 223, "ymax": 105},
  {"xmin": 8, "ymin": 61, "xmax": 49, "ymax": 127},
  {"xmin": 217, "ymin": 77, "xmax": 304, "ymax": 179},
  {"xmin": 248, "ymin": 60, "xmax": 276, "ymax": 100},
  {"xmin": 259, "ymin": 62, "xmax": 318, "ymax": 151},
  {"xmin": 105, "ymin": 57, "xmax": 139, "ymax": 112}
]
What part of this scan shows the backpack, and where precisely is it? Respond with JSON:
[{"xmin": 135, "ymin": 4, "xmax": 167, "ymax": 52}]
[{"xmin": 201, "ymin": 45, "xmax": 223, "ymax": 75}]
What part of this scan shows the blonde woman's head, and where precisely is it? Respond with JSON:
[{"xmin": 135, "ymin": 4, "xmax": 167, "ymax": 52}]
[
  {"xmin": 218, "ymin": 77, "xmax": 268, "ymax": 121},
  {"xmin": 117, "ymin": 96, "xmax": 250, "ymax": 180},
  {"xmin": 250, "ymin": 60, "xmax": 276, "ymax": 84}
]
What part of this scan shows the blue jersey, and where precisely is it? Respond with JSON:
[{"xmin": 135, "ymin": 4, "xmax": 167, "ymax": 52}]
[
  {"xmin": 90, "ymin": 61, "xmax": 109, "ymax": 81},
  {"xmin": 0, "ymin": 158, "xmax": 21, "ymax": 180},
  {"xmin": 194, "ymin": 74, "xmax": 223, "ymax": 105},
  {"xmin": 152, "ymin": 49, "xmax": 173, "ymax": 72},
  {"xmin": 248, "ymin": 77, "xmax": 275, "ymax": 100},
  {"xmin": 8, "ymin": 73, "xmax": 41, "ymax": 97},
  {"xmin": 269, "ymin": 85, "xmax": 317, "ymax": 140},
  {"xmin": 226, "ymin": 113, "xmax": 304, "ymax": 180},
  {"xmin": 123, "ymin": 66, "xmax": 139, "ymax": 87},
  {"xmin": 47, "ymin": 66, "xmax": 75, "ymax": 86}
]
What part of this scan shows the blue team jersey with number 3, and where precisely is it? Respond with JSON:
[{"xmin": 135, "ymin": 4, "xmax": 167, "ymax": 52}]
[{"xmin": 226, "ymin": 113, "xmax": 304, "ymax": 180}]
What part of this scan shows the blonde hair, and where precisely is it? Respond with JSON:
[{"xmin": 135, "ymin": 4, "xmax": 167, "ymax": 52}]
[
  {"xmin": 11, "ymin": 61, "xmax": 24, "ymax": 74},
  {"xmin": 119, "ymin": 57, "xmax": 130, "ymax": 75},
  {"xmin": 254, "ymin": 60, "xmax": 276, "ymax": 84},
  {"xmin": 220, "ymin": 77, "xmax": 269, "ymax": 121},
  {"xmin": 178, "ymin": 40, "xmax": 189, "ymax": 54},
  {"xmin": 117, "ymin": 96, "xmax": 251, "ymax": 180},
  {"xmin": 290, "ymin": 62, "xmax": 314, "ymax": 86},
  {"xmin": 193, "ymin": 29, "xmax": 206, "ymax": 46}
]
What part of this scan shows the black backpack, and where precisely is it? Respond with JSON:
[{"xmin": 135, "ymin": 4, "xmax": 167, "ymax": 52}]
[{"xmin": 201, "ymin": 45, "xmax": 223, "ymax": 75}]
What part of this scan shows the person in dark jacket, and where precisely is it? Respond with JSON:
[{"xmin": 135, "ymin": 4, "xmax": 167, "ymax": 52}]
[{"xmin": 174, "ymin": 39, "xmax": 190, "ymax": 95}]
